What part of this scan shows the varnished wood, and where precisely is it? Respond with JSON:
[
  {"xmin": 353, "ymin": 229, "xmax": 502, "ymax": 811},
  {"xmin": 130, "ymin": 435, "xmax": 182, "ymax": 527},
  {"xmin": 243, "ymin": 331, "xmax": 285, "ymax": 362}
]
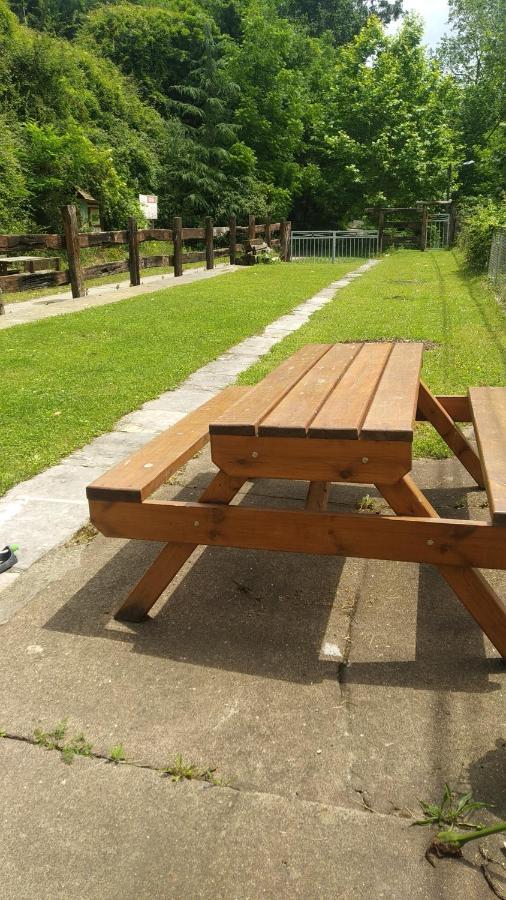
[
  {"xmin": 416, "ymin": 396, "xmax": 471, "ymax": 422},
  {"xmin": 210, "ymin": 344, "xmax": 332, "ymax": 436},
  {"xmin": 361, "ymin": 343, "xmax": 423, "ymax": 441},
  {"xmin": 309, "ymin": 343, "xmax": 393, "ymax": 439},
  {"xmin": 469, "ymin": 386, "xmax": 506, "ymax": 524},
  {"xmin": 115, "ymin": 471, "xmax": 246, "ymax": 622},
  {"xmin": 87, "ymin": 386, "xmax": 251, "ymax": 503},
  {"xmin": 89, "ymin": 498, "xmax": 506, "ymax": 570},
  {"xmin": 305, "ymin": 481, "xmax": 330, "ymax": 511},
  {"xmin": 210, "ymin": 434, "xmax": 411, "ymax": 483},
  {"xmin": 417, "ymin": 381, "xmax": 484, "ymax": 487},
  {"xmin": 377, "ymin": 475, "xmax": 506, "ymax": 658},
  {"xmin": 258, "ymin": 343, "xmax": 361, "ymax": 437}
]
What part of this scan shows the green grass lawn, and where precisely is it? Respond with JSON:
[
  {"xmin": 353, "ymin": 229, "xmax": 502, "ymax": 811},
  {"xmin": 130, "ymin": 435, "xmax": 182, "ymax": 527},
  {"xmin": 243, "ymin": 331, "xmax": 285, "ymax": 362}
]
[
  {"xmin": 0, "ymin": 259, "xmax": 356, "ymax": 495},
  {"xmin": 239, "ymin": 250, "xmax": 506, "ymax": 457}
]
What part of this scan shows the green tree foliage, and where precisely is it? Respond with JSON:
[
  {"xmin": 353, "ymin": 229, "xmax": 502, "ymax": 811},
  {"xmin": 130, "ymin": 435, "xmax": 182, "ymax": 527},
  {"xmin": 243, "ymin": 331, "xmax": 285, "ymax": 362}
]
[
  {"xmin": 299, "ymin": 16, "xmax": 459, "ymax": 225},
  {"xmin": 281, "ymin": 0, "xmax": 402, "ymax": 45},
  {"xmin": 1, "ymin": 0, "xmax": 501, "ymax": 234},
  {"xmin": 438, "ymin": 0, "xmax": 506, "ymax": 198}
]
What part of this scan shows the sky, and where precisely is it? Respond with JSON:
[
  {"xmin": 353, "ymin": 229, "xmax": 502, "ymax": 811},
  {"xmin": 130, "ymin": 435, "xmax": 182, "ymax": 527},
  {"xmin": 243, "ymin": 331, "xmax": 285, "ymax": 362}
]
[{"xmin": 386, "ymin": 0, "xmax": 451, "ymax": 48}]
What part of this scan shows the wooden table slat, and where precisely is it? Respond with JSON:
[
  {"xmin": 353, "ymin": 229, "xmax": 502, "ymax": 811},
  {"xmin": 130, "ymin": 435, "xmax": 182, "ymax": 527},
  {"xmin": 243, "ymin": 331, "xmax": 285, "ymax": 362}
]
[
  {"xmin": 308, "ymin": 343, "xmax": 393, "ymax": 439},
  {"xmin": 361, "ymin": 342, "xmax": 423, "ymax": 441},
  {"xmin": 258, "ymin": 343, "xmax": 361, "ymax": 436},
  {"xmin": 209, "ymin": 344, "xmax": 332, "ymax": 436}
]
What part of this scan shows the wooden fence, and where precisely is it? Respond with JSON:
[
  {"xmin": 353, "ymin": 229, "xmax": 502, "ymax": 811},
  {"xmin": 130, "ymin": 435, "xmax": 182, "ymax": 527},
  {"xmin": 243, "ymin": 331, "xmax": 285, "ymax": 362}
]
[
  {"xmin": 365, "ymin": 201, "xmax": 456, "ymax": 251},
  {"xmin": 0, "ymin": 207, "xmax": 291, "ymax": 298}
]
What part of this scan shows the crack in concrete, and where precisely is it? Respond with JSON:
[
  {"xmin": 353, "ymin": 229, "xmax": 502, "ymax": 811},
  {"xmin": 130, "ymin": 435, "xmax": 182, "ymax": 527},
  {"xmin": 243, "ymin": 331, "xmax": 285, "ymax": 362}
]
[{"xmin": 0, "ymin": 729, "xmax": 409, "ymax": 823}]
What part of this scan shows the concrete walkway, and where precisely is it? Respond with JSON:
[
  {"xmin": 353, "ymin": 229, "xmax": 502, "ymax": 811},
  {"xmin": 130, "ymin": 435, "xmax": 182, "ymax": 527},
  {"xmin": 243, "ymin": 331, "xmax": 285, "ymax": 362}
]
[
  {"xmin": 0, "ymin": 259, "xmax": 378, "ymax": 605},
  {"xmin": 0, "ymin": 451, "xmax": 503, "ymax": 898},
  {"xmin": 0, "ymin": 263, "xmax": 236, "ymax": 330}
]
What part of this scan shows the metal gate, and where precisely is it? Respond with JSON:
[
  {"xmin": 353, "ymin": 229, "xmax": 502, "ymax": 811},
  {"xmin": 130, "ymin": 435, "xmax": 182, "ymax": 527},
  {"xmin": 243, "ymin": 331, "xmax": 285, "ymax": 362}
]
[
  {"xmin": 290, "ymin": 230, "xmax": 380, "ymax": 260},
  {"xmin": 426, "ymin": 214, "xmax": 450, "ymax": 249}
]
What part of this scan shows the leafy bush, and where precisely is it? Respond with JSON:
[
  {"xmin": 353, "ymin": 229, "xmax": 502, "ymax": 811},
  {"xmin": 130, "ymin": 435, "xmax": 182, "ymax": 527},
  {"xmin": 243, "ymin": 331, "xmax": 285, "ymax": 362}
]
[{"xmin": 458, "ymin": 197, "xmax": 506, "ymax": 272}]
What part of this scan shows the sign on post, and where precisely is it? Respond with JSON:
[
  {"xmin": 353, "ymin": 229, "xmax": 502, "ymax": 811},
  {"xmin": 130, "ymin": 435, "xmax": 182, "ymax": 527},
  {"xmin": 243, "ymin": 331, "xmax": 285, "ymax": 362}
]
[{"xmin": 139, "ymin": 194, "xmax": 158, "ymax": 221}]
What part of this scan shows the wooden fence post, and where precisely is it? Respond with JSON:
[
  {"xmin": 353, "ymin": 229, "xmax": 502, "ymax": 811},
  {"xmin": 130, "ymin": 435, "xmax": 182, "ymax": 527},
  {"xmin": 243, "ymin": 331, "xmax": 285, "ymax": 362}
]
[
  {"xmin": 127, "ymin": 216, "xmax": 140, "ymax": 286},
  {"xmin": 205, "ymin": 217, "xmax": 214, "ymax": 270},
  {"xmin": 378, "ymin": 209, "xmax": 385, "ymax": 252},
  {"xmin": 265, "ymin": 216, "xmax": 271, "ymax": 247},
  {"xmin": 248, "ymin": 214, "xmax": 256, "ymax": 241},
  {"xmin": 229, "ymin": 215, "xmax": 237, "ymax": 265},
  {"xmin": 61, "ymin": 204, "xmax": 84, "ymax": 298},
  {"xmin": 173, "ymin": 216, "xmax": 183, "ymax": 277},
  {"xmin": 280, "ymin": 219, "xmax": 292, "ymax": 261},
  {"xmin": 420, "ymin": 204, "xmax": 428, "ymax": 251}
]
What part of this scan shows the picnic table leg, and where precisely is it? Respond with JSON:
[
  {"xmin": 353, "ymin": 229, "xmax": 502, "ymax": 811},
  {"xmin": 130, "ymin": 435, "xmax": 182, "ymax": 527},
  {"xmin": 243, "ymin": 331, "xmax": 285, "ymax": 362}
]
[
  {"xmin": 115, "ymin": 471, "xmax": 246, "ymax": 622},
  {"xmin": 305, "ymin": 481, "xmax": 330, "ymax": 511},
  {"xmin": 376, "ymin": 475, "xmax": 506, "ymax": 659},
  {"xmin": 417, "ymin": 381, "xmax": 484, "ymax": 487}
]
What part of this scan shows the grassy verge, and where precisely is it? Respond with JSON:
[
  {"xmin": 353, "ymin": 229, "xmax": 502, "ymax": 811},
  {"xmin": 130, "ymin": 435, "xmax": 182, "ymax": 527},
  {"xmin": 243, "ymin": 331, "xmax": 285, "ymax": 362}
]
[
  {"xmin": 239, "ymin": 251, "xmax": 506, "ymax": 457},
  {"xmin": 2, "ymin": 241, "xmax": 225, "ymax": 304},
  {"xmin": 0, "ymin": 259, "xmax": 357, "ymax": 495}
]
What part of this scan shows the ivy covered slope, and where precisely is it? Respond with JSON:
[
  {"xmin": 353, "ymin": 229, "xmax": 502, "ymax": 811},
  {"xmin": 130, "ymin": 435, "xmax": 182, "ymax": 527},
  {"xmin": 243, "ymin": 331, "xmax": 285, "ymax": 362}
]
[{"xmin": 1, "ymin": 0, "xmax": 465, "ymax": 232}]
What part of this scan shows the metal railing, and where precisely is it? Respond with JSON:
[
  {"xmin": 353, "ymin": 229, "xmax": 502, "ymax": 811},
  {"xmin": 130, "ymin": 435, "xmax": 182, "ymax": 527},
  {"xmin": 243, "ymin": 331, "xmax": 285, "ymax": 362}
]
[
  {"xmin": 426, "ymin": 214, "xmax": 450, "ymax": 249},
  {"xmin": 290, "ymin": 230, "xmax": 380, "ymax": 261},
  {"xmin": 488, "ymin": 227, "xmax": 506, "ymax": 299}
]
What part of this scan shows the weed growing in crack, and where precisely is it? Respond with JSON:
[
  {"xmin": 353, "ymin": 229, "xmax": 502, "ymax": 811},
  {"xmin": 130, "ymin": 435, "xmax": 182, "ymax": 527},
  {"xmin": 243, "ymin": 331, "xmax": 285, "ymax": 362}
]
[
  {"xmin": 163, "ymin": 753, "xmax": 220, "ymax": 785},
  {"xmin": 355, "ymin": 494, "xmax": 378, "ymax": 512},
  {"xmin": 413, "ymin": 784, "xmax": 506, "ymax": 862},
  {"xmin": 33, "ymin": 721, "xmax": 93, "ymax": 765},
  {"xmin": 108, "ymin": 744, "xmax": 126, "ymax": 764}
]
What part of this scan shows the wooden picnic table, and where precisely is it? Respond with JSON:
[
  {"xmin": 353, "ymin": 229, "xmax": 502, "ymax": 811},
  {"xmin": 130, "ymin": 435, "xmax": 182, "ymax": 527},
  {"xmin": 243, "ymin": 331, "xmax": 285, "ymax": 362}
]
[
  {"xmin": 0, "ymin": 255, "xmax": 61, "ymax": 275},
  {"xmin": 87, "ymin": 342, "xmax": 506, "ymax": 659}
]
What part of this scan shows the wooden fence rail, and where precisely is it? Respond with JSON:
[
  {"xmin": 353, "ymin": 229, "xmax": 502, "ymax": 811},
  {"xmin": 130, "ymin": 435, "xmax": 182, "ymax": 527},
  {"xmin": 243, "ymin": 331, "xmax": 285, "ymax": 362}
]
[{"xmin": 0, "ymin": 207, "xmax": 290, "ymax": 298}]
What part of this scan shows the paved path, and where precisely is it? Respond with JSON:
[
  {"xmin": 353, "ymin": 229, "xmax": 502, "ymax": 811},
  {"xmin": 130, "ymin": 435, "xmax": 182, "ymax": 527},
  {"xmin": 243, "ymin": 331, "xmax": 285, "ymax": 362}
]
[
  {"xmin": 0, "ymin": 263, "xmax": 236, "ymax": 330},
  {"xmin": 0, "ymin": 259, "xmax": 378, "ymax": 600},
  {"xmin": 0, "ymin": 452, "xmax": 502, "ymax": 898}
]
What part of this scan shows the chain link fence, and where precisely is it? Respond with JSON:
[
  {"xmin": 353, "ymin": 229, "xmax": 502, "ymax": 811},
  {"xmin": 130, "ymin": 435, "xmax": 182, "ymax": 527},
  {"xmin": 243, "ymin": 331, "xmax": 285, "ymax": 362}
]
[{"xmin": 488, "ymin": 227, "xmax": 506, "ymax": 299}]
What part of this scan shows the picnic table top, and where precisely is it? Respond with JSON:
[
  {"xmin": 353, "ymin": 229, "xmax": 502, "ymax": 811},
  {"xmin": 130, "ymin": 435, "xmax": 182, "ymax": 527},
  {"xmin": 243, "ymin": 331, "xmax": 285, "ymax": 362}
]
[{"xmin": 210, "ymin": 342, "xmax": 424, "ymax": 442}]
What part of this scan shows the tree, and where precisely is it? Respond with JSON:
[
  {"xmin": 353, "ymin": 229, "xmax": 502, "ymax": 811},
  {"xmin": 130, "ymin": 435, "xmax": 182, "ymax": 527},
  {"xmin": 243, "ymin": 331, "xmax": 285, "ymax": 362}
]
[
  {"xmin": 298, "ymin": 16, "xmax": 459, "ymax": 225},
  {"xmin": 280, "ymin": 0, "xmax": 402, "ymax": 45},
  {"xmin": 437, "ymin": 0, "xmax": 506, "ymax": 198}
]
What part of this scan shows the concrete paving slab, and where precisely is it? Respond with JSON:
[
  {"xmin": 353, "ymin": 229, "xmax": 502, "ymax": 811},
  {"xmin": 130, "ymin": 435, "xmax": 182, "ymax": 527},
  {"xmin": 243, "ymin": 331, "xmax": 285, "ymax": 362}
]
[
  {"xmin": 0, "ymin": 740, "xmax": 491, "ymax": 900},
  {"xmin": 0, "ymin": 452, "xmax": 503, "ymax": 896},
  {"xmin": 62, "ymin": 431, "xmax": 151, "ymax": 467},
  {"xmin": 116, "ymin": 408, "xmax": 184, "ymax": 433}
]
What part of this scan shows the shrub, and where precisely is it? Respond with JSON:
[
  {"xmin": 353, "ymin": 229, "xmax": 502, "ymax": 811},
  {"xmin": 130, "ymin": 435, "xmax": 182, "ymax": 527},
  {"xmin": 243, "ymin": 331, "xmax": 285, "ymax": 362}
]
[{"xmin": 458, "ymin": 196, "xmax": 506, "ymax": 272}]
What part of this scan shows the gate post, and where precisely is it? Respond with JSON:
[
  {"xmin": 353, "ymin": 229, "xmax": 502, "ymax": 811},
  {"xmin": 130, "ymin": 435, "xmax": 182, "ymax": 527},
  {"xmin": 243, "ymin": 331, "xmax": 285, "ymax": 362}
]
[
  {"xmin": 332, "ymin": 231, "xmax": 336, "ymax": 263},
  {"xmin": 378, "ymin": 209, "xmax": 385, "ymax": 252},
  {"xmin": 420, "ymin": 204, "xmax": 428, "ymax": 251}
]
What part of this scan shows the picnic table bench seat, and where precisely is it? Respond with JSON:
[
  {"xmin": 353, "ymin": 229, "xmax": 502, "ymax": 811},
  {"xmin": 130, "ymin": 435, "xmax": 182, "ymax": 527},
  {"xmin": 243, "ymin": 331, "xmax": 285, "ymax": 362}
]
[
  {"xmin": 87, "ymin": 342, "xmax": 506, "ymax": 659},
  {"xmin": 469, "ymin": 386, "xmax": 506, "ymax": 526},
  {"xmin": 87, "ymin": 386, "xmax": 251, "ymax": 503}
]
